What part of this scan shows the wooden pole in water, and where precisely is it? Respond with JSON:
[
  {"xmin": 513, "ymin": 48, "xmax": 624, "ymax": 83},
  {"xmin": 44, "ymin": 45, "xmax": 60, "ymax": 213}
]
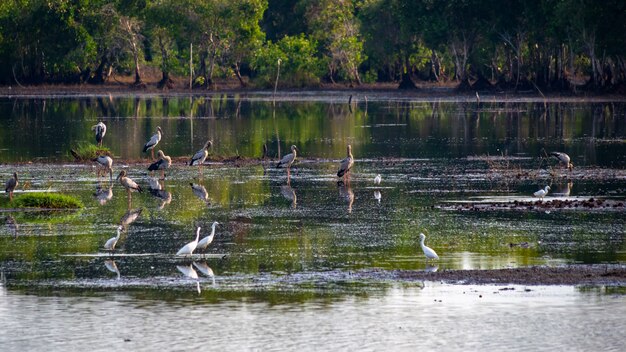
[{"xmin": 189, "ymin": 43, "xmax": 193, "ymax": 90}]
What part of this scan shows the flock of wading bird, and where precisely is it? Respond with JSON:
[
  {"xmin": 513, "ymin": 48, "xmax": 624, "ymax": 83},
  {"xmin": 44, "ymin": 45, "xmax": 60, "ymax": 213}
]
[{"xmin": 3, "ymin": 121, "xmax": 576, "ymax": 262}]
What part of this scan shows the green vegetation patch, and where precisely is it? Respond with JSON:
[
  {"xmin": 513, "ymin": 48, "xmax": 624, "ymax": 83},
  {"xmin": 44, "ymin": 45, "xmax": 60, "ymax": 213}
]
[
  {"xmin": 69, "ymin": 142, "xmax": 111, "ymax": 161},
  {"xmin": 8, "ymin": 193, "xmax": 83, "ymax": 209}
]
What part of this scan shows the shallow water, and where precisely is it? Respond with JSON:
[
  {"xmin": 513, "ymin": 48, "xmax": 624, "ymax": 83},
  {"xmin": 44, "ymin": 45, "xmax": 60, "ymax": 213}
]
[{"xmin": 0, "ymin": 94, "xmax": 625, "ymax": 349}]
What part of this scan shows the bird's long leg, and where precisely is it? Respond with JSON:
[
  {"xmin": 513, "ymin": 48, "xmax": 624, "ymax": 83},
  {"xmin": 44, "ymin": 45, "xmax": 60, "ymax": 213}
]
[
  {"xmin": 161, "ymin": 170, "xmax": 165, "ymax": 180},
  {"xmin": 151, "ymin": 149, "xmax": 155, "ymax": 160},
  {"xmin": 9, "ymin": 192, "xmax": 13, "ymax": 201},
  {"xmin": 127, "ymin": 190, "xmax": 132, "ymax": 210},
  {"xmin": 109, "ymin": 169, "xmax": 113, "ymax": 184}
]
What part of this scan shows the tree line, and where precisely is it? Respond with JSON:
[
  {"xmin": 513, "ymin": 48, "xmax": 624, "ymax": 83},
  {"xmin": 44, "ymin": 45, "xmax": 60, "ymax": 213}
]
[{"xmin": 1, "ymin": 0, "xmax": 624, "ymax": 92}]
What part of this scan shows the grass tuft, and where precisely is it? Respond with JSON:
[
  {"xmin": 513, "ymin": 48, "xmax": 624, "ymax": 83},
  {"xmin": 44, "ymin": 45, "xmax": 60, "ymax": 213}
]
[
  {"xmin": 69, "ymin": 142, "xmax": 111, "ymax": 161},
  {"xmin": 8, "ymin": 193, "xmax": 83, "ymax": 209}
]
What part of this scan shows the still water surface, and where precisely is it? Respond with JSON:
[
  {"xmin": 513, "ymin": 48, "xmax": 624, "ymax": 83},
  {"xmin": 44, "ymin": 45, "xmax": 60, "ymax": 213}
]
[{"xmin": 0, "ymin": 93, "xmax": 625, "ymax": 350}]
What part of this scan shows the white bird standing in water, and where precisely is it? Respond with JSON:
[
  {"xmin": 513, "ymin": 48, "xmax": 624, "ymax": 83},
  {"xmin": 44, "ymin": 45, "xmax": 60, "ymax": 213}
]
[
  {"xmin": 374, "ymin": 174, "xmax": 382, "ymax": 185},
  {"xmin": 337, "ymin": 145, "xmax": 354, "ymax": 181},
  {"xmin": 92, "ymin": 122, "xmax": 106, "ymax": 146},
  {"xmin": 93, "ymin": 155, "xmax": 113, "ymax": 182},
  {"xmin": 197, "ymin": 221, "xmax": 220, "ymax": 253},
  {"xmin": 419, "ymin": 233, "xmax": 439, "ymax": 261},
  {"xmin": 534, "ymin": 185, "xmax": 551, "ymax": 199},
  {"xmin": 104, "ymin": 226, "xmax": 124, "ymax": 251},
  {"xmin": 177, "ymin": 226, "xmax": 202, "ymax": 256},
  {"xmin": 143, "ymin": 126, "xmax": 162, "ymax": 160},
  {"xmin": 549, "ymin": 151, "xmax": 574, "ymax": 171}
]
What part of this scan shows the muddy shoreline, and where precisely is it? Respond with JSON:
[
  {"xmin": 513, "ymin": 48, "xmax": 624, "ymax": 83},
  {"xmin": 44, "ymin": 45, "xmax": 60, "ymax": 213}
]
[{"xmin": 393, "ymin": 265, "xmax": 626, "ymax": 286}]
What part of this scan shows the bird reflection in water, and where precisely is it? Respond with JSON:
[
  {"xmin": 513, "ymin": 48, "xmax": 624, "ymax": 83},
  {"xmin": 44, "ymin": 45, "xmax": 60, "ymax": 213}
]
[
  {"xmin": 338, "ymin": 182, "xmax": 354, "ymax": 214},
  {"xmin": 425, "ymin": 264, "xmax": 438, "ymax": 273},
  {"xmin": 190, "ymin": 183, "xmax": 210, "ymax": 205},
  {"xmin": 280, "ymin": 183, "xmax": 297, "ymax": 209},
  {"xmin": 193, "ymin": 262, "xmax": 216, "ymax": 286},
  {"xmin": 5, "ymin": 215, "xmax": 18, "ymax": 239},
  {"xmin": 148, "ymin": 177, "xmax": 171, "ymax": 209},
  {"xmin": 104, "ymin": 260, "xmax": 121, "ymax": 280},
  {"xmin": 120, "ymin": 208, "xmax": 142, "ymax": 231},
  {"xmin": 94, "ymin": 183, "xmax": 113, "ymax": 205},
  {"xmin": 373, "ymin": 190, "xmax": 381, "ymax": 203},
  {"xmin": 176, "ymin": 264, "xmax": 201, "ymax": 294},
  {"xmin": 552, "ymin": 181, "xmax": 573, "ymax": 197}
]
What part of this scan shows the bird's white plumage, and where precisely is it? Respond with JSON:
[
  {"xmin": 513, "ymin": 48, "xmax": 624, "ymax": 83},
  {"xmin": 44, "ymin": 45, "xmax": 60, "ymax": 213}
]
[
  {"xmin": 177, "ymin": 226, "xmax": 202, "ymax": 256},
  {"xmin": 104, "ymin": 226, "xmax": 123, "ymax": 250},
  {"xmin": 143, "ymin": 127, "xmax": 162, "ymax": 152},
  {"xmin": 190, "ymin": 140, "xmax": 212, "ymax": 166},
  {"xmin": 198, "ymin": 221, "xmax": 219, "ymax": 250},
  {"xmin": 419, "ymin": 233, "xmax": 439, "ymax": 260},
  {"xmin": 534, "ymin": 185, "xmax": 551, "ymax": 199},
  {"xmin": 92, "ymin": 122, "xmax": 106, "ymax": 145},
  {"xmin": 374, "ymin": 174, "xmax": 382, "ymax": 185}
]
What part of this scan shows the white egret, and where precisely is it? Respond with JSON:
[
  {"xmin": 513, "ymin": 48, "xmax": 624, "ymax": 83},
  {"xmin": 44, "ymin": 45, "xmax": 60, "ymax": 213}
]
[
  {"xmin": 419, "ymin": 233, "xmax": 439, "ymax": 261},
  {"xmin": 549, "ymin": 151, "xmax": 573, "ymax": 171},
  {"xmin": 93, "ymin": 155, "xmax": 113, "ymax": 182},
  {"xmin": 148, "ymin": 150, "xmax": 172, "ymax": 179},
  {"xmin": 337, "ymin": 145, "xmax": 354, "ymax": 181},
  {"xmin": 197, "ymin": 222, "xmax": 219, "ymax": 253},
  {"xmin": 4, "ymin": 172, "xmax": 18, "ymax": 201},
  {"xmin": 534, "ymin": 185, "xmax": 551, "ymax": 199},
  {"xmin": 143, "ymin": 126, "xmax": 162, "ymax": 160},
  {"xmin": 374, "ymin": 174, "xmax": 382, "ymax": 185},
  {"xmin": 104, "ymin": 226, "xmax": 124, "ymax": 251},
  {"xmin": 177, "ymin": 226, "xmax": 201, "ymax": 256},
  {"xmin": 92, "ymin": 122, "xmax": 106, "ymax": 146}
]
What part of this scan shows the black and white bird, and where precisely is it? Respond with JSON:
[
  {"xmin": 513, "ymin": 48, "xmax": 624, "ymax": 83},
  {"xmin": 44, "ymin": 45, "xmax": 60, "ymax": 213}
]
[
  {"xmin": 116, "ymin": 170, "xmax": 143, "ymax": 194},
  {"xmin": 549, "ymin": 151, "xmax": 573, "ymax": 171},
  {"xmin": 92, "ymin": 122, "xmax": 106, "ymax": 146},
  {"xmin": 337, "ymin": 145, "xmax": 354, "ymax": 180},
  {"xmin": 534, "ymin": 185, "xmax": 551, "ymax": 199},
  {"xmin": 148, "ymin": 150, "xmax": 172, "ymax": 179},
  {"xmin": 189, "ymin": 140, "xmax": 212, "ymax": 167},
  {"xmin": 4, "ymin": 172, "xmax": 18, "ymax": 201},
  {"xmin": 276, "ymin": 145, "xmax": 298, "ymax": 170},
  {"xmin": 143, "ymin": 126, "xmax": 162, "ymax": 160},
  {"xmin": 93, "ymin": 155, "xmax": 113, "ymax": 182}
]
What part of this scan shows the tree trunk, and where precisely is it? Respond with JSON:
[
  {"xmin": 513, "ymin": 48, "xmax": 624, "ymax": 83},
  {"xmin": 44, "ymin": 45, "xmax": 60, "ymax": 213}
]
[
  {"xmin": 398, "ymin": 55, "xmax": 417, "ymax": 89},
  {"xmin": 233, "ymin": 62, "xmax": 246, "ymax": 87},
  {"xmin": 157, "ymin": 35, "xmax": 173, "ymax": 89}
]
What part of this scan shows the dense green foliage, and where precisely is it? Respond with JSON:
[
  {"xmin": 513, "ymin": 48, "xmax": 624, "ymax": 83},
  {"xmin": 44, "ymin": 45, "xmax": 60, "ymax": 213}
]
[
  {"xmin": 0, "ymin": 0, "xmax": 624, "ymax": 91},
  {"xmin": 8, "ymin": 193, "xmax": 84, "ymax": 209}
]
